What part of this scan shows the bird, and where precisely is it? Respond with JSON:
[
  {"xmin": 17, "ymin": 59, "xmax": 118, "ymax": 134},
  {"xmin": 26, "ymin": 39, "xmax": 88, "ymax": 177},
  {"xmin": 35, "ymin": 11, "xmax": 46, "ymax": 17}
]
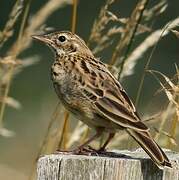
[{"xmin": 32, "ymin": 31, "xmax": 172, "ymax": 169}]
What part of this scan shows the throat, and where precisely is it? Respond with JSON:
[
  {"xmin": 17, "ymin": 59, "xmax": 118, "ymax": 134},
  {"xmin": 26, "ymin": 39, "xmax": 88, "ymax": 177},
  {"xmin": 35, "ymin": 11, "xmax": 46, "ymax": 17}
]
[{"xmin": 55, "ymin": 48, "xmax": 65, "ymax": 57}]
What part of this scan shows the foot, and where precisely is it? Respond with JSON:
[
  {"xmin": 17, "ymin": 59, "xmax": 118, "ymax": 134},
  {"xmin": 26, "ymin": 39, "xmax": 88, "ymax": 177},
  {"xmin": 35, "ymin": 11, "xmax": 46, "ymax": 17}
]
[
  {"xmin": 55, "ymin": 146, "xmax": 107, "ymax": 156},
  {"xmin": 97, "ymin": 146, "xmax": 107, "ymax": 153},
  {"xmin": 72, "ymin": 146, "xmax": 97, "ymax": 155},
  {"xmin": 55, "ymin": 147, "xmax": 95, "ymax": 155}
]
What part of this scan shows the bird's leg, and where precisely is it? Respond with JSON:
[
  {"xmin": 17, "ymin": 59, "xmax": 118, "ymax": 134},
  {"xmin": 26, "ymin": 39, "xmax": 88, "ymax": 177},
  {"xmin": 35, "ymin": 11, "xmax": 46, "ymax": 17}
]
[
  {"xmin": 56, "ymin": 131, "xmax": 114, "ymax": 155},
  {"xmin": 98, "ymin": 133, "xmax": 115, "ymax": 152},
  {"xmin": 72, "ymin": 128, "xmax": 103, "ymax": 154}
]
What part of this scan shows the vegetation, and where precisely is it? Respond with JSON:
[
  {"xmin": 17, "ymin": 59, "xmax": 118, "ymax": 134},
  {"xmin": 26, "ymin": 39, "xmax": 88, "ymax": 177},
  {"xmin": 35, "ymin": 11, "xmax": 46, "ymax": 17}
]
[{"xmin": 0, "ymin": 0, "xmax": 178, "ymax": 179}]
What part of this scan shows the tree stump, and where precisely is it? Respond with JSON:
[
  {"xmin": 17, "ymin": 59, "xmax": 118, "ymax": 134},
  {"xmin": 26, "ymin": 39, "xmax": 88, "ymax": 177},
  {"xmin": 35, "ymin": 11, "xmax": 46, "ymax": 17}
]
[{"xmin": 37, "ymin": 148, "xmax": 179, "ymax": 180}]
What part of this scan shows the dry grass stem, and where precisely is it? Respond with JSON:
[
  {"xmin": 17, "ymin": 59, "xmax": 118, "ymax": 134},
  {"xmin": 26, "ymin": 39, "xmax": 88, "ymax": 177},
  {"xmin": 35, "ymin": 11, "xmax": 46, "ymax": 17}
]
[
  {"xmin": 28, "ymin": 103, "xmax": 62, "ymax": 180},
  {"xmin": 148, "ymin": 70, "xmax": 178, "ymax": 143},
  {"xmin": 0, "ymin": 0, "xmax": 72, "ymax": 138},
  {"xmin": 135, "ymin": 17, "xmax": 179, "ymax": 107},
  {"xmin": 8, "ymin": 0, "xmax": 72, "ymax": 56},
  {"xmin": 171, "ymin": 29, "xmax": 179, "ymax": 38},
  {"xmin": 143, "ymin": 0, "xmax": 168, "ymax": 21},
  {"xmin": 88, "ymin": 0, "xmax": 128, "ymax": 55},
  {"xmin": 167, "ymin": 113, "xmax": 178, "ymax": 148},
  {"xmin": 66, "ymin": 121, "xmax": 88, "ymax": 148},
  {"xmin": 92, "ymin": 26, "xmax": 123, "ymax": 54},
  {"xmin": 89, "ymin": 0, "xmax": 115, "ymax": 44},
  {"xmin": 0, "ymin": 96, "xmax": 21, "ymax": 109},
  {"xmin": 0, "ymin": 0, "xmax": 24, "ymax": 48},
  {"xmin": 0, "ymin": 0, "xmax": 31, "ymax": 134},
  {"xmin": 58, "ymin": 111, "xmax": 70, "ymax": 150},
  {"xmin": 108, "ymin": 132, "xmax": 129, "ymax": 148},
  {"xmin": 71, "ymin": 0, "xmax": 78, "ymax": 34},
  {"xmin": 37, "ymin": 103, "xmax": 62, "ymax": 154},
  {"xmin": 120, "ymin": 18, "xmax": 178, "ymax": 80},
  {"xmin": 110, "ymin": 0, "xmax": 149, "ymax": 66},
  {"xmin": 0, "ymin": 127, "xmax": 15, "ymax": 137}
]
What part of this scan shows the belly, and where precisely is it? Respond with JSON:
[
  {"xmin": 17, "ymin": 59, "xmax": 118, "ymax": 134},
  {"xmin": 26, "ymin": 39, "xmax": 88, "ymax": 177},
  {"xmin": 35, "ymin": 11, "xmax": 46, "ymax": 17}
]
[{"xmin": 53, "ymin": 82, "xmax": 121, "ymax": 132}]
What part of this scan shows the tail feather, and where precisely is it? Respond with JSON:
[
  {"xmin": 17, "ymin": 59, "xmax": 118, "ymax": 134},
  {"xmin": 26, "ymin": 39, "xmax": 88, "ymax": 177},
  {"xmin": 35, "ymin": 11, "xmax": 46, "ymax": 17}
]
[{"xmin": 126, "ymin": 129, "xmax": 172, "ymax": 168}]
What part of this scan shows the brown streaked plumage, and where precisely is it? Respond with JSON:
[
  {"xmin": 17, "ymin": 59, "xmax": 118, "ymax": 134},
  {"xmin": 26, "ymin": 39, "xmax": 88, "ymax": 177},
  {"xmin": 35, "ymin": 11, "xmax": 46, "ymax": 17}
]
[{"xmin": 32, "ymin": 31, "xmax": 172, "ymax": 169}]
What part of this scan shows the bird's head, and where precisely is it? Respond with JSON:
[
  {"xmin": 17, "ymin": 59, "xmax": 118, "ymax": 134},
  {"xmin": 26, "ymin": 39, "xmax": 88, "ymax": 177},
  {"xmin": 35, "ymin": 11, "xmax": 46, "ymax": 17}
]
[{"xmin": 32, "ymin": 31, "xmax": 93, "ymax": 57}]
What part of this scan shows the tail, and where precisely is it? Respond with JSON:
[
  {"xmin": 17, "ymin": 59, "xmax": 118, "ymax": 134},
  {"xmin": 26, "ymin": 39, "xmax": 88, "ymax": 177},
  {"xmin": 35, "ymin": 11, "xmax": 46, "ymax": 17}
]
[{"xmin": 126, "ymin": 129, "xmax": 172, "ymax": 169}]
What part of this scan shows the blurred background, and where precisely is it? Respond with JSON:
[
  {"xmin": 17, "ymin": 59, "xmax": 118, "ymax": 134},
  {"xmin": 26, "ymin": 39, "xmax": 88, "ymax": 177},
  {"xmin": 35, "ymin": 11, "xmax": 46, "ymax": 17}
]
[{"xmin": 0, "ymin": 0, "xmax": 178, "ymax": 179}]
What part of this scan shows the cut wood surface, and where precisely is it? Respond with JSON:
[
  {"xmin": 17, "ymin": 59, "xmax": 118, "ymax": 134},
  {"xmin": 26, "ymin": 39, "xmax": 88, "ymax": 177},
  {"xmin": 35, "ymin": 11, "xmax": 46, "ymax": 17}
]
[{"xmin": 37, "ymin": 148, "xmax": 179, "ymax": 180}]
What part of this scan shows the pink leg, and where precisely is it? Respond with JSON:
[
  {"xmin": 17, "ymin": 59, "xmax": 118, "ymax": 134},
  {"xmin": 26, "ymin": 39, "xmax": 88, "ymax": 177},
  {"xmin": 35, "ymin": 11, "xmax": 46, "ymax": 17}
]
[
  {"xmin": 73, "ymin": 128, "xmax": 104, "ymax": 152},
  {"xmin": 56, "ymin": 129, "xmax": 103, "ymax": 154},
  {"xmin": 99, "ymin": 133, "xmax": 115, "ymax": 151}
]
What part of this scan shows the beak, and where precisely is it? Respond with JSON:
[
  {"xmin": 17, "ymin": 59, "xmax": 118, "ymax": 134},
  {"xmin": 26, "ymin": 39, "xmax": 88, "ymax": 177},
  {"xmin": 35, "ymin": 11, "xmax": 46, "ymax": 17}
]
[{"xmin": 32, "ymin": 35, "xmax": 53, "ymax": 45}]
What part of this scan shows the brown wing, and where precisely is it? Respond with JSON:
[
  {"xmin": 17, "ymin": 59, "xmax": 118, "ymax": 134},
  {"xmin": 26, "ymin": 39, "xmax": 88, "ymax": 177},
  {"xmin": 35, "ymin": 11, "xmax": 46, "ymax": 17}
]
[
  {"xmin": 86, "ymin": 84, "xmax": 148, "ymax": 131},
  {"xmin": 81, "ymin": 57, "xmax": 148, "ymax": 131}
]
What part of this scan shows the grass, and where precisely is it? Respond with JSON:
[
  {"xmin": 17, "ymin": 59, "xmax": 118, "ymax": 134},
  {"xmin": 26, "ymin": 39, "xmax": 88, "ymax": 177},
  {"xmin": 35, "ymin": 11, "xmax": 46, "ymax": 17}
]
[{"xmin": 0, "ymin": 0, "xmax": 178, "ymax": 179}]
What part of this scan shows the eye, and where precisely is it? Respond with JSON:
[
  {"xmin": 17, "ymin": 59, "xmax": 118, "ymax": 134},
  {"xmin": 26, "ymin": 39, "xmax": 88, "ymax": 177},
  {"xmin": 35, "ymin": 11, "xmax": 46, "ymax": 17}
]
[{"xmin": 58, "ymin": 35, "xmax": 66, "ymax": 42}]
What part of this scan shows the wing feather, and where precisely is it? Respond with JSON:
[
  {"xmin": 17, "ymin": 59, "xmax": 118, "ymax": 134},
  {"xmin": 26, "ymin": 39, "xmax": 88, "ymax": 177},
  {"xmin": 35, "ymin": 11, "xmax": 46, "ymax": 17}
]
[
  {"xmin": 95, "ymin": 94, "xmax": 148, "ymax": 131},
  {"xmin": 81, "ymin": 56, "xmax": 148, "ymax": 131}
]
